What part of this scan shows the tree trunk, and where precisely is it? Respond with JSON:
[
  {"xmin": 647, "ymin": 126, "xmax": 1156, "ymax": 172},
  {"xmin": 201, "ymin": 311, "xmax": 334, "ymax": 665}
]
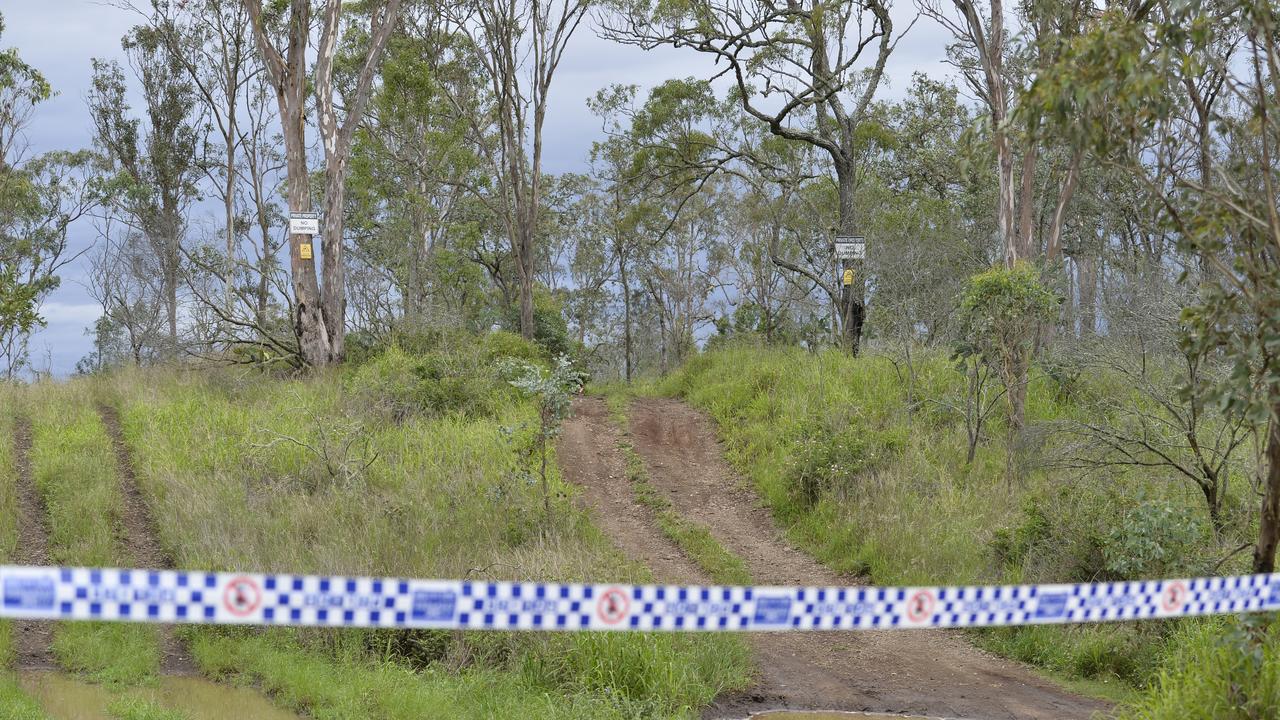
[
  {"xmin": 1078, "ymin": 253, "xmax": 1097, "ymax": 336},
  {"xmin": 225, "ymin": 138, "xmax": 236, "ymax": 317},
  {"xmin": 835, "ymin": 162, "xmax": 864, "ymax": 354},
  {"xmin": 281, "ymin": 99, "xmax": 332, "ymax": 367},
  {"xmin": 517, "ymin": 219, "xmax": 536, "ymax": 340},
  {"xmin": 1017, "ymin": 143, "xmax": 1037, "ymax": 255},
  {"xmin": 320, "ymin": 160, "xmax": 347, "ymax": 361},
  {"xmin": 1254, "ymin": 416, "xmax": 1280, "ymax": 573},
  {"xmin": 621, "ymin": 255, "xmax": 632, "ymax": 382}
]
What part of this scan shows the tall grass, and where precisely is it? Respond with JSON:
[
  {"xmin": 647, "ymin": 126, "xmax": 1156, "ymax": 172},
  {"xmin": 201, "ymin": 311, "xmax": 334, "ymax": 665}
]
[
  {"xmin": 78, "ymin": 339, "xmax": 750, "ymax": 717},
  {"xmin": 0, "ymin": 390, "xmax": 18, "ymax": 667},
  {"xmin": 659, "ymin": 343, "xmax": 1236, "ymax": 693},
  {"xmin": 25, "ymin": 382, "xmax": 160, "ymax": 684}
]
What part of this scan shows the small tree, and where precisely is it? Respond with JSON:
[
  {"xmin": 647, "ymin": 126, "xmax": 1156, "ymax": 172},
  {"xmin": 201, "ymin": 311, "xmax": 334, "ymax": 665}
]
[
  {"xmin": 956, "ymin": 263, "xmax": 1058, "ymax": 482},
  {"xmin": 504, "ymin": 356, "xmax": 583, "ymax": 524}
]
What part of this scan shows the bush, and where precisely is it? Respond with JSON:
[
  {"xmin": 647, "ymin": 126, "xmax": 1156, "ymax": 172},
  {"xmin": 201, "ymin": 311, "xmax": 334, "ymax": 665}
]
[
  {"xmin": 1102, "ymin": 500, "xmax": 1204, "ymax": 580},
  {"xmin": 343, "ymin": 345, "xmax": 513, "ymax": 421},
  {"xmin": 787, "ymin": 415, "xmax": 905, "ymax": 506}
]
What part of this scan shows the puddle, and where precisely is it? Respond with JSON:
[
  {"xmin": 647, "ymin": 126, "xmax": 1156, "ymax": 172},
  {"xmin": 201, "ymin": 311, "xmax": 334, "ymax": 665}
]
[
  {"xmin": 19, "ymin": 672, "xmax": 298, "ymax": 720},
  {"xmin": 747, "ymin": 707, "xmax": 942, "ymax": 712}
]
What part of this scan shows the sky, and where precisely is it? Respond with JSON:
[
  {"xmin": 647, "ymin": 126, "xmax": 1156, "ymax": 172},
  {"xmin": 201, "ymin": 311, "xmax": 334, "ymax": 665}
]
[{"xmin": 3, "ymin": 0, "xmax": 957, "ymax": 376}]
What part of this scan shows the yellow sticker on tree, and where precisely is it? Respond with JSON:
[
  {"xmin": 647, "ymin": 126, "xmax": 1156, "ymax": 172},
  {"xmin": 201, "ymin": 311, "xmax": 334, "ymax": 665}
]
[
  {"xmin": 300, "ymin": 243, "xmax": 313, "ymax": 260},
  {"xmin": 842, "ymin": 268, "xmax": 854, "ymax": 286}
]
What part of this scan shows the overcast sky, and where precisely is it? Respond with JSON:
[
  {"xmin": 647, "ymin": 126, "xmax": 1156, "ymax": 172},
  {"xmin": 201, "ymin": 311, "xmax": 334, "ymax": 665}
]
[{"xmin": 4, "ymin": 0, "xmax": 957, "ymax": 376}]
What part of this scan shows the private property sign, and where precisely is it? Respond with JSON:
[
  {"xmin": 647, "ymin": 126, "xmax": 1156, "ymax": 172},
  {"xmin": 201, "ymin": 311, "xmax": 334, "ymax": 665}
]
[
  {"xmin": 834, "ymin": 236, "xmax": 866, "ymax": 260},
  {"xmin": 289, "ymin": 212, "xmax": 320, "ymax": 235}
]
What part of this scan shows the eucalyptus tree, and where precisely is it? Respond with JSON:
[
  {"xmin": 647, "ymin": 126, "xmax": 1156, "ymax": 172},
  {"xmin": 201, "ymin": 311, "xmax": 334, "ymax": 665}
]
[
  {"xmin": 243, "ymin": 0, "xmax": 403, "ymax": 366},
  {"xmin": 0, "ymin": 16, "xmax": 97, "ymax": 378},
  {"xmin": 602, "ymin": 0, "xmax": 902, "ymax": 352},
  {"xmin": 346, "ymin": 16, "xmax": 483, "ymax": 328},
  {"xmin": 433, "ymin": 0, "xmax": 591, "ymax": 340},
  {"xmin": 89, "ymin": 23, "xmax": 203, "ymax": 357},
  {"xmin": 133, "ymin": 0, "xmax": 256, "ymax": 316},
  {"xmin": 1035, "ymin": 0, "xmax": 1280, "ymax": 570}
]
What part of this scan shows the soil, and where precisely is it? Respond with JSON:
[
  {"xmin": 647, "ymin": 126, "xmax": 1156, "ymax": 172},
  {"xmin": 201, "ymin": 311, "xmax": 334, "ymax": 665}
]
[
  {"xmin": 96, "ymin": 403, "xmax": 198, "ymax": 676},
  {"xmin": 12, "ymin": 416, "xmax": 56, "ymax": 671},
  {"xmin": 559, "ymin": 396, "xmax": 1113, "ymax": 720}
]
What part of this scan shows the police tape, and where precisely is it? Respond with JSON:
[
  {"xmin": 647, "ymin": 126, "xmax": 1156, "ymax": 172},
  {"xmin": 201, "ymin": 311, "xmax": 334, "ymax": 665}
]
[{"xmin": 1, "ymin": 565, "xmax": 1278, "ymax": 631}]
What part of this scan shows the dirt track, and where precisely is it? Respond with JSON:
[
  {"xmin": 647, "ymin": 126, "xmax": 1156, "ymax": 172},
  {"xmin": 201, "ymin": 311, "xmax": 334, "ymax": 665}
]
[
  {"xmin": 11, "ymin": 416, "xmax": 55, "ymax": 671},
  {"xmin": 97, "ymin": 404, "xmax": 197, "ymax": 676},
  {"xmin": 560, "ymin": 396, "xmax": 1111, "ymax": 720}
]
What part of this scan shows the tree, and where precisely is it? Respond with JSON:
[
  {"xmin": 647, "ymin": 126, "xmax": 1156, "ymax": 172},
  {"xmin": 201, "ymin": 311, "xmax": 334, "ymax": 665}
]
[
  {"xmin": 346, "ymin": 15, "xmax": 484, "ymax": 329},
  {"xmin": 436, "ymin": 0, "xmax": 590, "ymax": 341},
  {"xmin": 89, "ymin": 25, "xmax": 203, "ymax": 357},
  {"xmin": 603, "ymin": 0, "xmax": 901, "ymax": 352},
  {"xmin": 243, "ymin": 0, "xmax": 403, "ymax": 366},
  {"xmin": 0, "ymin": 15, "xmax": 97, "ymax": 379},
  {"xmin": 956, "ymin": 263, "xmax": 1058, "ymax": 482}
]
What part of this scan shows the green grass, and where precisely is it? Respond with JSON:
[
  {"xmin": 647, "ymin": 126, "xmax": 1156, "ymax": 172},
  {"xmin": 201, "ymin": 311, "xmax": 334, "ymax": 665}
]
[
  {"xmin": 0, "ymin": 676, "xmax": 48, "ymax": 720},
  {"xmin": 25, "ymin": 382, "xmax": 162, "ymax": 684},
  {"xmin": 656, "ymin": 343, "xmax": 1247, "ymax": 697},
  {"xmin": 0, "ymin": 388, "xmax": 18, "ymax": 670},
  {"xmin": 62, "ymin": 340, "xmax": 754, "ymax": 717},
  {"xmin": 106, "ymin": 695, "xmax": 192, "ymax": 720},
  {"xmin": 1115, "ymin": 617, "xmax": 1280, "ymax": 719}
]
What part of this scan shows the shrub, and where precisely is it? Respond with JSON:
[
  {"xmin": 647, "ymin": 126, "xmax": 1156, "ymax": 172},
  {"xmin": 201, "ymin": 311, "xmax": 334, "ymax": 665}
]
[
  {"xmin": 343, "ymin": 346, "xmax": 512, "ymax": 421},
  {"xmin": 786, "ymin": 415, "xmax": 905, "ymax": 506},
  {"xmin": 1102, "ymin": 500, "xmax": 1203, "ymax": 580}
]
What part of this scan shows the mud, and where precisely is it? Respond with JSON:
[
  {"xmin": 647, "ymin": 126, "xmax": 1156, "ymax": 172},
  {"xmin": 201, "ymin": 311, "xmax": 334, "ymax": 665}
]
[{"xmin": 19, "ymin": 671, "xmax": 298, "ymax": 720}]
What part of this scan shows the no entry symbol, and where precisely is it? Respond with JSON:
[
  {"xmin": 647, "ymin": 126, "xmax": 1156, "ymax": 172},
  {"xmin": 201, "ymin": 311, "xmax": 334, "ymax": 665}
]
[
  {"xmin": 905, "ymin": 589, "xmax": 936, "ymax": 623},
  {"xmin": 597, "ymin": 587, "xmax": 630, "ymax": 625},
  {"xmin": 223, "ymin": 576, "xmax": 262, "ymax": 617},
  {"xmin": 1161, "ymin": 581, "xmax": 1188, "ymax": 613}
]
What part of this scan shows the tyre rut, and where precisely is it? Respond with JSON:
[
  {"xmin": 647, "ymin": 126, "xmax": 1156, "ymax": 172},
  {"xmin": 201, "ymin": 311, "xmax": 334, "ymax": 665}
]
[
  {"xmin": 96, "ymin": 403, "xmax": 198, "ymax": 677},
  {"xmin": 11, "ymin": 416, "xmax": 55, "ymax": 671}
]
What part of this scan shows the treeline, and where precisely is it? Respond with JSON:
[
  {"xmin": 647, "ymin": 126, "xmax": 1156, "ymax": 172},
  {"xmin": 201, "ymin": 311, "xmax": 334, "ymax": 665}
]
[{"xmin": 3, "ymin": 2, "xmax": 1280, "ymax": 564}]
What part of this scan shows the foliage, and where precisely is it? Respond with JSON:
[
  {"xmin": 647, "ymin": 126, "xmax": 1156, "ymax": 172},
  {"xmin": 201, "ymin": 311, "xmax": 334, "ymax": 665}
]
[
  {"xmin": 956, "ymin": 264, "xmax": 1059, "ymax": 371},
  {"xmin": 662, "ymin": 343, "xmax": 1253, "ymax": 694},
  {"xmin": 1101, "ymin": 499, "xmax": 1204, "ymax": 580},
  {"xmin": 1116, "ymin": 617, "xmax": 1280, "ymax": 719},
  {"xmin": 503, "ymin": 355, "xmax": 584, "ymax": 521}
]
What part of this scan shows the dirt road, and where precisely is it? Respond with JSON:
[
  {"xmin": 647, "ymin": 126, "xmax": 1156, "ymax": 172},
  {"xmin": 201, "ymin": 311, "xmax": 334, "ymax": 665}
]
[{"xmin": 560, "ymin": 396, "xmax": 1111, "ymax": 720}]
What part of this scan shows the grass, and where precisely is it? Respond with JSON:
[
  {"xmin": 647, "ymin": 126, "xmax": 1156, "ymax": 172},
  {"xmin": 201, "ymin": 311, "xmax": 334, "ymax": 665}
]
[
  {"xmin": 59, "ymin": 338, "xmax": 754, "ymax": 717},
  {"xmin": 656, "ymin": 342, "xmax": 1246, "ymax": 696},
  {"xmin": 24, "ymin": 381, "xmax": 162, "ymax": 684},
  {"xmin": 106, "ymin": 696, "xmax": 192, "ymax": 720},
  {"xmin": 0, "ymin": 678, "xmax": 47, "ymax": 720},
  {"xmin": 0, "ymin": 391, "xmax": 17, "ymax": 668},
  {"xmin": 0, "ymin": 387, "xmax": 49, "ymax": 717},
  {"xmin": 1115, "ymin": 617, "xmax": 1280, "ymax": 719}
]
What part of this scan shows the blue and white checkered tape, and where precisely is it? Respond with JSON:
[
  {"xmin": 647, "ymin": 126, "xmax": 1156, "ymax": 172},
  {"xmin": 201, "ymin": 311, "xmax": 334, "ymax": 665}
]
[{"xmin": 2, "ymin": 566, "xmax": 1278, "ymax": 631}]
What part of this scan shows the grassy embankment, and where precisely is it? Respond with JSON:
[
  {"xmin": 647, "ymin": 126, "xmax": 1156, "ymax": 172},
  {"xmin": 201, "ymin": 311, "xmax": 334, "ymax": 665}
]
[
  {"xmin": 74, "ymin": 331, "xmax": 752, "ymax": 719},
  {"xmin": 644, "ymin": 342, "xmax": 1270, "ymax": 708},
  {"xmin": 0, "ymin": 385, "xmax": 48, "ymax": 718}
]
